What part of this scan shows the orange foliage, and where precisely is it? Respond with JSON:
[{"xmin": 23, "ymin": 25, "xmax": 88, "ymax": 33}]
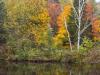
[
  {"xmin": 57, "ymin": 4, "xmax": 72, "ymax": 30},
  {"xmin": 53, "ymin": 4, "xmax": 72, "ymax": 46},
  {"xmin": 92, "ymin": 19, "xmax": 100, "ymax": 41}
]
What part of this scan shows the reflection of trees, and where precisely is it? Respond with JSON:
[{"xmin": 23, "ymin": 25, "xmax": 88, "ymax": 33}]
[
  {"xmin": 0, "ymin": 63, "xmax": 100, "ymax": 75},
  {"xmin": 0, "ymin": 62, "xmax": 7, "ymax": 75},
  {"xmin": 5, "ymin": 63, "xmax": 69, "ymax": 75},
  {"xmin": 67, "ymin": 64, "xmax": 100, "ymax": 75}
]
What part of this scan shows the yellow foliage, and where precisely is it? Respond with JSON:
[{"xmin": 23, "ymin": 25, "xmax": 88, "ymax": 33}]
[
  {"xmin": 31, "ymin": 9, "xmax": 49, "ymax": 23},
  {"xmin": 30, "ymin": 9, "xmax": 49, "ymax": 46},
  {"xmin": 38, "ymin": 10, "xmax": 49, "ymax": 23}
]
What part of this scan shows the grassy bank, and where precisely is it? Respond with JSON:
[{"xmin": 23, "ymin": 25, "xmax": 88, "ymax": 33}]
[{"xmin": 0, "ymin": 44, "xmax": 99, "ymax": 64}]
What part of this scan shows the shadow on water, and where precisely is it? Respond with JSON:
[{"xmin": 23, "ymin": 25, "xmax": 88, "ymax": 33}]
[{"xmin": 0, "ymin": 61, "xmax": 100, "ymax": 75}]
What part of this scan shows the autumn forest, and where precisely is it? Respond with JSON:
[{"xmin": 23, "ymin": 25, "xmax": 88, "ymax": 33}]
[{"xmin": 0, "ymin": 0, "xmax": 100, "ymax": 63}]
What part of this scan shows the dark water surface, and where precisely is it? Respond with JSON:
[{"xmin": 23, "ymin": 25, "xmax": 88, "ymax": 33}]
[{"xmin": 0, "ymin": 62, "xmax": 100, "ymax": 75}]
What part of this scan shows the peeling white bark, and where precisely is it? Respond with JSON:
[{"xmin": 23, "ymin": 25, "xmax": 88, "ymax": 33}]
[{"xmin": 71, "ymin": 0, "xmax": 92, "ymax": 51}]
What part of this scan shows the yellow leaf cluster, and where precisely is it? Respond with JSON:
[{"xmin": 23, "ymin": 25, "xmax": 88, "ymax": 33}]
[
  {"xmin": 38, "ymin": 10, "xmax": 49, "ymax": 23},
  {"xmin": 31, "ymin": 9, "xmax": 49, "ymax": 24},
  {"xmin": 30, "ymin": 9, "xmax": 49, "ymax": 45}
]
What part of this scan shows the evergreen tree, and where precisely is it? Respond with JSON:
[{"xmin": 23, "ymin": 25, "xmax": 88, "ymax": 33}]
[{"xmin": 0, "ymin": 0, "xmax": 7, "ymax": 44}]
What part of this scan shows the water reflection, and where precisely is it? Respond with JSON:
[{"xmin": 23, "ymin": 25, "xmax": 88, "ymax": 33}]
[{"xmin": 0, "ymin": 62, "xmax": 100, "ymax": 75}]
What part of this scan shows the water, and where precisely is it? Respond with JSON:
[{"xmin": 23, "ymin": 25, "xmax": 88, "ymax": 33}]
[{"xmin": 0, "ymin": 62, "xmax": 100, "ymax": 75}]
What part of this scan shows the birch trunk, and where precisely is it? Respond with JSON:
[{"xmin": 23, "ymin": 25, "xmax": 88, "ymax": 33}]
[
  {"xmin": 77, "ymin": 0, "xmax": 81, "ymax": 51},
  {"xmin": 64, "ymin": 18, "xmax": 73, "ymax": 52}
]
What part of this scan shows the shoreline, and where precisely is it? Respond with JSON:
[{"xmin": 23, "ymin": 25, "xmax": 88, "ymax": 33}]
[{"xmin": 0, "ymin": 59, "xmax": 100, "ymax": 64}]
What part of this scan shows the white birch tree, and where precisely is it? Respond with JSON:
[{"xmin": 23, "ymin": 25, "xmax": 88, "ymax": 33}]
[
  {"xmin": 64, "ymin": 18, "xmax": 73, "ymax": 52},
  {"xmin": 71, "ymin": 0, "xmax": 94, "ymax": 51}
]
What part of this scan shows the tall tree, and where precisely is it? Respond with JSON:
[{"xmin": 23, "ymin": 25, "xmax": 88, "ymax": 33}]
[
  {"xmin": 0, "ymin": 0, "xmax": 7, "ymax": 59},
  {"xmin": 0, "ymin": 0, "xmax": 7, "ymax": 44},
  {"xmin": 72, "ymin": 0, "xmax": 94, "ymax": 50},
  {"xmin": 48, "ymin": 0, "xmax": 62, "ymax": 35}
]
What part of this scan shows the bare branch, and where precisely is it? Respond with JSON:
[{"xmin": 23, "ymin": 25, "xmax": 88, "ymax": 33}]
[
  {"xmin": 72, "ymin": 6, "xmax": 78, "ymax": 19},
  {"xmin": 80, "ymin": 0, "xmax": 86, "ymax": 19},
  {"xmin": 80, "ymin": 22, "xmax": 92, "ymax": 35}
]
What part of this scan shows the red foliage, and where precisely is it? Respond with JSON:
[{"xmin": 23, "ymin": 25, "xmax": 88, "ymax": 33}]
[
  {"xmin": 48, "ymin": 1, "xmax": 61, "ymax": 28},
  {"xmin": 84, "ymin": 2, "xmax": 94, "ymax": 21}
]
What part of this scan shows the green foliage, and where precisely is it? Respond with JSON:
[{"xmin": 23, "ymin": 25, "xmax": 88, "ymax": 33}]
[
  {"xmin": 80, "ymin": 37, "xmax": 93, "ymax": 53},
  {"xmin": 0, "ymin": 0, "xmax": 7, "ymax": 44}
]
